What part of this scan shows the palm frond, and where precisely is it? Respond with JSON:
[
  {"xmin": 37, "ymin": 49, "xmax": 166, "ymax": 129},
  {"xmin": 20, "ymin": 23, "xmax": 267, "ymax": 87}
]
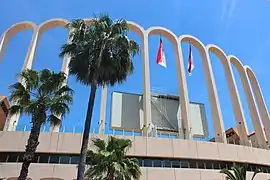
[
  {"xmin": 92, "ymin": 137, "xmax": 106, "ymax": 151},
  {"xmin": 220, "ymin": 169, "xmax": 237, "ymax": 180},
  {"xmin": 47, "ymin": 114, "xmax": 61, "ymax": 126},
  {"xmin": 9, "ymin": 105, "xmax": 24, "ymax": 116},
  {"xmin": 18, "ymin": 69, "xmax": 39, "ymax": 91},
  {"xmin": 9, "ymin": 82, "xmax": 30, "ymax": 106}
]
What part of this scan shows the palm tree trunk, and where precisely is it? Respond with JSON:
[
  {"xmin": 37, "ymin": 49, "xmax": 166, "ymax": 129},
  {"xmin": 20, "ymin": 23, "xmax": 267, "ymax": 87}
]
[
  {"xmin": 18, "ymin": 119, "xmax": 42, "ymax": 180},
  {"xmin": 77, "ymin": 84, "xmax": 97, "ymax": 180}
]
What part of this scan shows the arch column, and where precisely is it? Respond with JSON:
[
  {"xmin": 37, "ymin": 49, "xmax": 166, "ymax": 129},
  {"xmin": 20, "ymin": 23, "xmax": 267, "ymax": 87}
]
[
  {"xmin": 207, "ymin": 46, "xmax": 249, "ymax": 144},
  {"xmin": 141, "ymin": 32, "xmax": 152, "ymax": 136},
  {"xmin": 0, "ymin": 34, "xmax": 8, "ymax": 63},
  {"xmin": 180, "ymin": 36, "xmax": 226, "ymax": 143},
  {"xmin": 99, "ymin": 86, "xmax": 107, "ymax": 134},
  {"xmin": 50, "ymin": 32, "xmax": 71, "ymax": 132},
  {"xmin": 175, "ymin": 41, "xmax": 192, "ymax": 139},
  {"xmin": 6, "ymin": 29, "xmax": 40, "ymax": 131},
  {"xmin": 201, "ymin": 48, "xmax": 226, "ymax": 143},
  {"xmin": 229, "ymin": 56, "xmax": 267, "ymax": 146},
  {"xmin": 246, "ymin": 67, "xmax": 270, "ymax": 142}
]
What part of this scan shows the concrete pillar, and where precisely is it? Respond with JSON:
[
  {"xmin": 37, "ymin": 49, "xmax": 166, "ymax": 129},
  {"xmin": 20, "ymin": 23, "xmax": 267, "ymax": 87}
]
[
  {"xmin": 246, "ymin": 67, "xmax": 270, "ymax": 143},
  {"xmin": 50, "ymin": 34, "xmax": 71, "ymax": 132},
  {"xmin": 141, "ymin": 33, "xmax": 152, "ymax": 136},
  {"xmin": 175, "ymin": 42, "xmax": 192, "ymax": 139},
  {"xmin": 6, "ymin": 30, "xmax": 40, "ymax": 131},
  {"xmin": 224, "ymin": 62, "xmax": 249, "ymax": 144},
  {"xmin": 0, "ymin": 34, "xmax": 8, "ymax": 64},
  {"xmin": 201, "ymin": 48, "xmax": 226, "ymax": 143},
  {"xmin": 99, "ymin": 86, "xmax": 108, "ymax": 134},
  {"xmin": 207, "ymin": 46, "xmax": 249, "ymax": 144},
  {"xmin": 230, "ymin": 56, "xmax": 267, "ymax": 146}
]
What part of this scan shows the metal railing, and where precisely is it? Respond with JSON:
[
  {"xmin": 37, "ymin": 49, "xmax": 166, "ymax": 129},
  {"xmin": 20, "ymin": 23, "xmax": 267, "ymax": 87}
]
[{"xmin": 2, "ymin": 124, "xmax": 270, "ymax": 150}]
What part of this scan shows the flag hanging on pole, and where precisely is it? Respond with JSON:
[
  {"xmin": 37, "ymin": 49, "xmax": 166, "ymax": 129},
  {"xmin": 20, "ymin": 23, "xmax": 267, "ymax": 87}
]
[
  {"xmin": 187, "ymin": 45, "xmax": 194, "ymax": 76},
  {"xmin": 156, "ymin": 37, "xmax": 167, "ymax": 68}
]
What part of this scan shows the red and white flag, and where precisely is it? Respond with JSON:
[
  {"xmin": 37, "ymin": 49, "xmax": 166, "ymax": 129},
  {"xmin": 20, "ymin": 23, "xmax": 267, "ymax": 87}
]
[
  {"xmin": 156, "ymin": 38, "xmax": 167, "ymax": 68},
  {"xmin": 187, "ymin": 45, "xmax": 194, "ymax": 76}
]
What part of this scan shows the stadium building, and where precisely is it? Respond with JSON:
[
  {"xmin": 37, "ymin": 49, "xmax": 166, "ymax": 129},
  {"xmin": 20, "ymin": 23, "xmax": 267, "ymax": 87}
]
[{"xmin": 1, "ymin": 19, "xmax": 270, "ymax": 180}]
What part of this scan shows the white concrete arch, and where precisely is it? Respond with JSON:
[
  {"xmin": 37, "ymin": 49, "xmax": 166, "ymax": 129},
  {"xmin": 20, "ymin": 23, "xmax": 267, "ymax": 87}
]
[
  {"xmin": 178, "ymin": 35, "xmax": 226, "ymax": 143},
  {"xmin": 206, "ymin": 44, "xmax": 249, "ymax": 144},
  {"xmin": 4, "ymin": 19, "xmax": 71, "ymax": 131},
  {"xmin": 0, "ymin": 21, "xmax": 37, "ymax": 64},
  {"xmin": 245, "ymin": 66, "xmax": 270, "ymax": 142},
  {"xmin": 37, "ymin": 18, "xmax": 71, "ymax": 132},
  {"xmin": 97, "ymin": 21, "xmax": 146, "ymax": 134},
  {"xmin": 229, "ymin": 55, "xmax": 267, "ymax": 146},
  {"xmin": 145, "ymin": 26, "xmax": 192, "ymax": 139}
]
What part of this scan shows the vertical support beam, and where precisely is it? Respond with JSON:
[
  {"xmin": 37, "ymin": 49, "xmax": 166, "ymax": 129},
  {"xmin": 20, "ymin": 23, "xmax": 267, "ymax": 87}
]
[
  {"xmin": 141, "ymin": 33, "xmax": 152, "ymax": 136},
  {"xmin": 246, "ymin": 67, "xmax": 270, "ymax": 143},
  {"xmin": 202, "ymin": 50, "xmax": 226, "ymax": 143},
  {"xmin": 0, "ymin": 34, "xmax": 8, "ymax": 64},
  {"xmin": 230, "ymin": 58, "xmax": 267, "ymax": 146},
  {"xmin": 224, "ymin": 62, "xmax": 249, "ymax": 144},
  {"xmin": 175, "ymin": 42, "xmax": 192, "ymax": 139},
  {"xmin": 6, "ymin": 29, "xmax": 40, "ymax": 131},
  {"xmin": 99, "ymin": 86, "xmax": 108, "ymax": 134},
  {"xmin": 50, "ymin": 33, "xmax": 71, "ymax": 132}
]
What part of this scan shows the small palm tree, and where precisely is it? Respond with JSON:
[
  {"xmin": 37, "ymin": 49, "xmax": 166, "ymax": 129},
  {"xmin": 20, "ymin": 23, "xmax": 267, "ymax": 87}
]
[
  {"xmin": 220, "ymin": 163, "xmax": 261, "ymax": 180},
  {"xmin": 9, "ymin": 69, "xmax": 73, "ymax": 180},
  {"xmin": 60, "ymin": 14, "xmax": 139, "ymax": 180},
  {"xmin": 85, "ymin": 136, "xmax": 141, "ymax": 180}
]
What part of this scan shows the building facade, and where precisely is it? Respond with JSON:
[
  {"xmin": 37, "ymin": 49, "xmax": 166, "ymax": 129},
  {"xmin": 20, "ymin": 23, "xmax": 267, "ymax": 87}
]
[{"xmin": 0, "ymin": 19, "xmax": 270, "ymax": 179}]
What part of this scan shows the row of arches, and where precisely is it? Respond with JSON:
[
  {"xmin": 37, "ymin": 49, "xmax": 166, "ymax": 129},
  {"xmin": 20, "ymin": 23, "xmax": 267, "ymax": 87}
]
[{"xmin": 0, "ymin": 18, "xmax": 269, "ymax": 145}]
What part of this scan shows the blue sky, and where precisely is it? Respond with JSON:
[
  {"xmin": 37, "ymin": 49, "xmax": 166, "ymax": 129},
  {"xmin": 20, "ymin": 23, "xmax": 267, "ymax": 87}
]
[{"xmin": 0, "ymin": 0, "xmax": 270, "ymax": 138}]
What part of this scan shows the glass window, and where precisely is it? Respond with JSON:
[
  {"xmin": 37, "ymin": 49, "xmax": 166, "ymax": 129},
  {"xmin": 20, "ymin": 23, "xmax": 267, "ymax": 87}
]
[
  {"xmin": 137, "ymin": 159, "xmax": 143, "ymax": 166},
  {"xmin": 60, "ymin": 156, "xmax": 70, "ymax": 164},
  {"xmin": 39, "ymin": 155, "xmax": 49, "ymax": 163},
  {"xmin": 189, "ymin": 160, "xmax": 197, "ymax": 168},
  {"xmin": 205, "ymin": 161, "xmax": 213, "ymax": 169},
  {"xmin": 71, "ymin": 156, "xmax": 79, "ymax": 164},
  {"xmin": 153, "ymin": 159, "xmax": 162, "ymax": 167},
  {"xmin": 7, "ymin": 155, "xmax": 18, "ymax": 162},
  {"xmin": 0, "ymin": 153, "xmax": 7, "ymax": 162},
  {"xmin": 172, "ymin": 160, "xmax": 180, "ymax": 168},
  {"xmin": 213, "ymin": 162, "xmax": 220, "ymax": 169},
  {"xmin": 164, "ymin": 160, "xmax": 171, "ymax": 168},
  {"xmin": 180, "ymin": 161, "xmax": 189, "ymax": 168},
  {"xmin": 49, "ymin": 155, "xmax": 60, "ymax": 164},
  {"xmin": 144, "ymin": 159, "xmax": 152, "ymax": 167},
  {"xmin": 197, "ymin": 162, "xmax": 205, "ymax": 169}
]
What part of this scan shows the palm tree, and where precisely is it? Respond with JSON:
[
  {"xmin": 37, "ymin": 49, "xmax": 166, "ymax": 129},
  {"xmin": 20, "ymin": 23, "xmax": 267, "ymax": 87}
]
[
  {"xmin": 85, "ymin": 136, "xmax": 141, "ymax": 180},
  {"xmin": 9, "ymin": 69, "xmax": 73, "ymax": 180},
  {"xmin": 60, "ymin": 14, "xmax": 139, "ymax": 180},
  {"xmin": 220, "ymin": 163, "xmax": 261, "ymax": 180}
]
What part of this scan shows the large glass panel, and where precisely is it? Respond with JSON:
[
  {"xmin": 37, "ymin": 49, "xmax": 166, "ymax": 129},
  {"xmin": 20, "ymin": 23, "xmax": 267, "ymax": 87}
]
[
  {"xmin": 49, "ymin": 155, "xmax": 60, "ymax": 164},
  {"xmin": 153, "ymin": 159, "xmax": 162, "ymax": 167},
  {"xmin": 144, "ymin": 159, "xmax": 153, "ymax": 167},
  {"xmin": 7, "ymin": 155, "xmax": 18, "ymax": 162},
  {"xmin": 71, "ymin": 156, "xmax": 79, "ymax": 164},
  {"xmin": 39, "ymin": 155, "xmax": 49, "ymax": 163},
  {"xmin": 164, "ymin": 160, "xmax": 171, "ymax": 168},
  {"xmin": 180, "ymin": 161, "xmax": 189, "ymax": 168},
  {"xmin": 0, "ymin": 153, "xmax": 7, "ymax": 162},
  {"xmin": 60, "ymin": 156, "xmax": 70, "ymax": 164},
  {"xmin": 172, "ymin": 160, "xmax": 180, "ymax": 168}
]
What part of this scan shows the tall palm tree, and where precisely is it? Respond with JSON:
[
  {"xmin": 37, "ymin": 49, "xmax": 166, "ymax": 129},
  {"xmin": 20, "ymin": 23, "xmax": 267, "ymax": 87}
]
[
  {"xmin": 8, "ymin": 69, "xmax": 73, "ymax": 180},
  {"xmin": 60, "ymin": 14, "xmax": 139, "ymax": 180},
  {"xmin": 85, "ymin": 136, "xmax": 141, "ymax": 180},
  {"xmin": 220, "ymin": 163, "xmax": 261, "ymax": 180}
]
